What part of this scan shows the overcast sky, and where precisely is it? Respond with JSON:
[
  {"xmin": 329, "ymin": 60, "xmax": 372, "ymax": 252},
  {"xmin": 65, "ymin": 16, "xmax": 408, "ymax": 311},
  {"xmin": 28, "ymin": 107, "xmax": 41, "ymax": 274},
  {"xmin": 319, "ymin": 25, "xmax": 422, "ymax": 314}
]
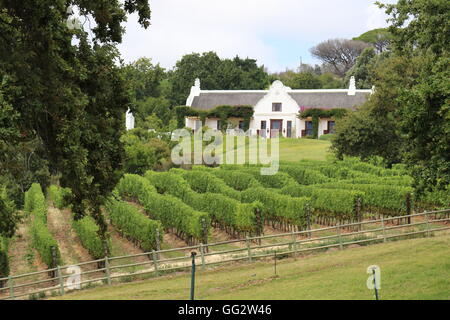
[{"xmin": 117, "ymin": 0, "xmax": 396, "ymax": 73}]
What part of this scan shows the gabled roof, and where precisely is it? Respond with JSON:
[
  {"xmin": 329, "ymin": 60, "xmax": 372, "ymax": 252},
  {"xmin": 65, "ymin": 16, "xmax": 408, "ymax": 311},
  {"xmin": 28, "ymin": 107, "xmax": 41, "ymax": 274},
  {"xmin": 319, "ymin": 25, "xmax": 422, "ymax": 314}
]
[
  {"xmin": 191, "ymin": 92, "xmax": 266, "ymax": 110},
  {"xmin": 187, "ymin": 78, "xmax": 372, "ymax": 111}
]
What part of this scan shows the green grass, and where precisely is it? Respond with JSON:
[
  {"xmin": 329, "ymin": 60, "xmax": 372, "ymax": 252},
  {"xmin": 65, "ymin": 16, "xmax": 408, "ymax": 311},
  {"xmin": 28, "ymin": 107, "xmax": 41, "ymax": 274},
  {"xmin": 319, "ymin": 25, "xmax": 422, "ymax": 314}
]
[
  {"xmin": 53, "ymin": 234, "xmax": 450, "ymax": 300},
  {"xmin": 192, "ymin": 136, "xmax": 331, "ymax": 163}
]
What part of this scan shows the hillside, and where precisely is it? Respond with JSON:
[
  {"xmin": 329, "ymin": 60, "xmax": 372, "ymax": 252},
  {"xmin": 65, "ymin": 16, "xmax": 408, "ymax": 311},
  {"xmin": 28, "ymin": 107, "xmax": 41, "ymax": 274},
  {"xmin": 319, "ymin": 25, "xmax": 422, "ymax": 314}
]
[{"xmin": 53, "ymin": 235, "xmax": 450, "ymax": 300}]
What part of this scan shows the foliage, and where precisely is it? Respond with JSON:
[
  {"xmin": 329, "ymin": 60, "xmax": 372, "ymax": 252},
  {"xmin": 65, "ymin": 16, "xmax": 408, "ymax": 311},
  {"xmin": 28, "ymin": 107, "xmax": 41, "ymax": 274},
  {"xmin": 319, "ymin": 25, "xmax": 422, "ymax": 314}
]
[
  {"xmin": 47, "ymin": 185, "xmax": 72, "ymax": 210},
  {"xmin": 25, "ymin": 184, "xmax": 61, "ymax": 267},
  {"xmin": 345, "ymin": 47, "xmax": 378, "ymax": 89},
  {"xmin": 168, "ymin": 52, "xmax": 269, "ymax": 105},
  {"xmin": 310, "ymin": 39, "xmax": 371, "ymax": 77},
  {"xmin": 0, "ymin": 0, "xmax": 151, "ymax": 244},
  {"xmin": 353, "ymin": 28, "xmax": 393, "ymax": 53},
  {"xmin": 175, "ymin": 105, "xmax": 254, "ymax": 130},
  {"xmin": 0, "ymin": 236, "xmax": 9, "ymax": 278},
  {"xmin": 72, "ymin": 215, "xmax": 110, "ymax": 259},
  {"xmin": 115, "ymin": 174, "xmax": 210, "ymax": 243},
  {"xmin": 121, "ymin": 132, "xmax": 171, "ymax": 175},
  {"xmin": 0, "ymin": 187, "xmax": 19, "ymax": 239},
  {"xmin": 106, "ymin": 199, "xmax": 163, "ymax": 252}
]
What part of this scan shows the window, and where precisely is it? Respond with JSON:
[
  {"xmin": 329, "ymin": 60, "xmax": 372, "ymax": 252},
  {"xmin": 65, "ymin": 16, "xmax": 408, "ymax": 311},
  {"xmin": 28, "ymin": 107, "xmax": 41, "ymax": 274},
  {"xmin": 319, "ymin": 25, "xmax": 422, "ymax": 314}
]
[
  {"xmin": 305, "ymin": 121, "xmax": 313, "ymax": 136},
  {"xmin": 261, "ymin": 121, "xmax": 267, "ymax": 130},
  {"xmin": 217, "ymin": 120, "xmax": 221, "ymax": 131},
  {"xmin": 238, "ymin": 121, "xmax": 244, "ymax": 130},
  {"xmin": 272, "ymin": 103, "xmax": 282, "ymax": 112},
  {"xmin": 328, "ymin": 121, "xmax": 336, "ymax": 134}
]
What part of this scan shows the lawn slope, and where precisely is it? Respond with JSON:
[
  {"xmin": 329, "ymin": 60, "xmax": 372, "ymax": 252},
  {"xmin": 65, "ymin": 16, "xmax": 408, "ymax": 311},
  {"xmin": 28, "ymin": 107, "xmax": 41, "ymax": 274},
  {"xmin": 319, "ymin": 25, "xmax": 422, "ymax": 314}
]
[{"xmin": 55, "ymin": 235, "xmax": 450, "ymax": 300}]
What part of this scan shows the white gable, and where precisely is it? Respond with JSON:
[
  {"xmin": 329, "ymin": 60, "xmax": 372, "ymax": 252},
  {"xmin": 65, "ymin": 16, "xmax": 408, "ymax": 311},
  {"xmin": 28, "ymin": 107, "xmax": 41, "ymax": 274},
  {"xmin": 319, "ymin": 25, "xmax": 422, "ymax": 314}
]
[{"xmin": 253, "ymin": 80, "xmax": 299, "ymax": 115}]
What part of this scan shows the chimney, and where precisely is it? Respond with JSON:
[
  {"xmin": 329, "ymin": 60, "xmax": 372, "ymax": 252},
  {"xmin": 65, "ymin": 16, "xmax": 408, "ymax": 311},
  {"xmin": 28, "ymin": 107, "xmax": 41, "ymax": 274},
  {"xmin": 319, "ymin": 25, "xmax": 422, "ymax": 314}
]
[{"xmin": 348, "ymin": 76, "xmax": 356, "ymax": 96}]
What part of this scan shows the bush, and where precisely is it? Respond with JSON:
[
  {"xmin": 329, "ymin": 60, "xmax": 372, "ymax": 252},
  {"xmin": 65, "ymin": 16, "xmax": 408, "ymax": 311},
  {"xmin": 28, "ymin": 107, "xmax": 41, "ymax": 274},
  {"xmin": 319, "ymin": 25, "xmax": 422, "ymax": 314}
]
[
  {"xmin": 241, "ymin": 187, "xmax": 310, "ymax": 229},
  {"xmin": 279, "ymin": 165, "xmax": 330, "ymax": 185},
  {"xmin": 72, "ymin": 216, "xmax": 110, "ymax": 259},
  {"xmin": 146, "ymin": 171, "xmax": 260, "ymax": 235},
  {"xmin": 106, "ymin": 200, "xmax": 163, "ymax": 252},
  {"xmin": 281, "ymin": 184, "xmax": 363, "ymax": 221},
  {"xmin": 116, "ymin": 174, "xmax": 210, "ymax": 243},
  {"xmin": 25, "ymin": 184, "xmax": 61, "ymax": 268},
  {"xmin": 0, "ymin": 237, "xmax": 9, "ymax": 279},
  {"xmin": 203, "ymin": 169, "xmax": 262, "ymax": 191},
  {"xmin": 47, "ymin": 185, "xmax": 72, "ymax": 209}
]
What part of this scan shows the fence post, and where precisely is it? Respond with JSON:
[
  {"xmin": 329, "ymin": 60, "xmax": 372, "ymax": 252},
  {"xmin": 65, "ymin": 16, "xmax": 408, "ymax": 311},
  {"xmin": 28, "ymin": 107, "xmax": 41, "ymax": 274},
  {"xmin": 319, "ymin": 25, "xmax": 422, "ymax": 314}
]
[
  {"xmin": 406, "ymin": 193, "xmax": 412, "ymax": 225},
  {"xmin": 199, "ymin": 244, "xmax": 205, "ymax": 269},
  {"xmin": 50, "ymin": 246, "xmax": 57, "ymax": 279},
  {"xmin": 246, "ymin": 237, "xmax": 252, "ymax": 262},
  {"xmin": 104, "ymin": 257, "xmax": 111, "ymax": 286},
  {"xmin": 381, "ymin": 216, "xmax": 387, "ymax": 243},
  {"xmin": 425, "ymin": 211, "xmax": 430, "ymax": 238},
  {"xmin": 306, "ymin": 204, "xmax": 312, "ymax": 238},
  {"xmin": 337, "ymin": 224, "xmax": 343, "ymax": 250},
  {"xmin": 155, "ymin": 229, "xmax": 161, "ymax": 260},
  {"xmin": 8, "ymin": 276, "xmax": 14, "ymax": 300},
  {"xmin": 57, "ymin": 266, "xmax": 65, "ymax": 296},
  {"xmin": 152, "ymin": 250, "xmax": 159, "ymax": 276},
  {"xmin": 290, "ymin": 231, "xmax": 296, "ymax": 253},
  {"xmin": 356, "ymin": 197, "xmax": 362, "ymax": 232},
  {"xmin": 201, "ymin": 218, "xmax": 209, "ymax": 253}
]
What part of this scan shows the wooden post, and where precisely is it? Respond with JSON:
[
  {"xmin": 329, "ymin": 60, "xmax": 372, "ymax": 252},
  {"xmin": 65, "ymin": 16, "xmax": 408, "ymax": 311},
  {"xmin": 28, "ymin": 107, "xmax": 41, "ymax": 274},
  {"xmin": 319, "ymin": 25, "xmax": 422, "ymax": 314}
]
[
  {"xmin": 337, "ymin": 224, "xmax": 343, "ymax": 250},
  {"xmin": 306, "ymin": 204, "xmax": 312, "ymax": 238},
  {"xmin": 291, "ymin": 231, "xmax": 297, "ymax": 256},
  {"xmin": 152, "ymin": 250, "xmax": 159, "ymax": 276},
  {"xmin": 8, "ymin": 276, "xmax": 14, "ymax": 300},
  {"xmin": 356, "ymin": 197, "xmax": 362, "ymax": 232},
  {"xmin": 50, "ymin": 246, "xmax": 57, "ymax": 279},
  {"xmin": 199, "ymin": 244, "xmax": 205, "ymax": 269},
  {"xmin": 406, "ymin": 193, "xmax": 411, "ymax": 225},
  {"xmin": 425, "ymin": 211, "xmax": 430, "ymax": 238},
  {"xmin": 57, "ymin": 266, "xmax": 65, "ymax": 295},
  {"xmin": 104, "ymin": 257, "xmax": 111, "ymax": 285},
  {"xmin": 246, "ymin": 237, "xmax": 252, "ymax": 262},
  {"xmin": 155, "ymin": 229, "xmax": 161, "ymax": 260},
  {"xmin": 381, "ymin": 216, "xmax": 387, "ymax": 243},
  {"xmin": 256, "ymin": 209, "xmax": 262, "ymax": 246},
  {"xmin": 201, "ymin": 218, "xmax": 209, "ymax": 253}
]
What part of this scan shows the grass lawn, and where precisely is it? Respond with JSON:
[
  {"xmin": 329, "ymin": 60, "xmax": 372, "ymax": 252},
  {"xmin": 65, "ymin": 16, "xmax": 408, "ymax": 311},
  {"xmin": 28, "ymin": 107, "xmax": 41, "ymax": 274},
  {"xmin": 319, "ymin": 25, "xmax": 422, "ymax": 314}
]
[
  {"xmin": 54, "ymin": 235, "xmax": 450, "ymax": 300},
  {"xmin": 192, "ymin": 136, "xmax": 331, "ymax": 164}
]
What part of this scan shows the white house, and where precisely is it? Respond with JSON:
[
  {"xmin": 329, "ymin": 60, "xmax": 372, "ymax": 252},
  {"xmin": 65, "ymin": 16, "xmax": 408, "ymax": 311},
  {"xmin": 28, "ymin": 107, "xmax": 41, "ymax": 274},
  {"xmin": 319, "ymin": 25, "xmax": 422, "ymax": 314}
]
[{"xmin": 185, "ymin": 77, "xmax": 373, "ymax": 138}]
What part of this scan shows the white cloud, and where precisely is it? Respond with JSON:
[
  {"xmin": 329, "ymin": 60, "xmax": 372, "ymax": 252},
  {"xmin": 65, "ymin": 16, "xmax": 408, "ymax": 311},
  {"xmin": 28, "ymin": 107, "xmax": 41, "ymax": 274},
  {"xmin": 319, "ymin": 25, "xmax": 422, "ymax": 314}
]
[{"xmin": 118, "ymin": 0, "xmax": 396, "ymax": 72}]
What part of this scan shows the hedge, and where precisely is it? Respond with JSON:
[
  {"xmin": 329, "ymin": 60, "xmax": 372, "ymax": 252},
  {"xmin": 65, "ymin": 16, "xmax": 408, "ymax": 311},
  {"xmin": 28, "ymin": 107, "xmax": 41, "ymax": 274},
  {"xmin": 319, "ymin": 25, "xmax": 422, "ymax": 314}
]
[
  {"xmin": 279, "ymin": 165, "xmax": 330, "ymax": 185},
  {"xmin": 175, "ymin": 169, "xmax": 242, "ymax": 201},
  {"xmin": 203, "ymin": 169, "xmax": 262, "ymax": 191},
  {"xmin": 219, "ymin": 166, "xmax": 297, "ymax": 189},
  {"xmin": 145, "ymin": 171, "xmax": 261, "ymax": 235},
  {"xmin": 25, "ymin": 184, "xmax": 61, "ymax": 268},
  {"xmin": 47, "ymin": 185, "xmax": 72, "ymax": 210},
  {"xmin": 115, "ymin": 174, "xmax": 210, "ymax": 244},
  {"xmin": 106, "ymin": 200, "xmax": 163, "ymax": 252},
  {"xmin": 72, "ymin": 216, "xmax": 110, "ymax": 259},
  {"xmin": 281, "ymin": 184, "xmax": 364, "ymax": 221},
  {"xmin": 0, "ymin": 237, "xmax": 9, "ymax": 280},
  {"xmin": 241, "ymin": 187, "xmax": 310, "ymax": 229},
  {"xmin": 317, "ymin": 182, "xmax": 413, "ymax": 215}
]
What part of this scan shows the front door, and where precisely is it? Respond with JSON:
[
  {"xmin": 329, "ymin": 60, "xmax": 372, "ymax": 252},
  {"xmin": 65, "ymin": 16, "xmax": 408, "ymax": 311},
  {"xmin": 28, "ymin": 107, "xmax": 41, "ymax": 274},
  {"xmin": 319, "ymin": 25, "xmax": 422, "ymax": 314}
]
[{"xmin": 270, "ymin": 120, "xmax": 283, "ymax": 138}]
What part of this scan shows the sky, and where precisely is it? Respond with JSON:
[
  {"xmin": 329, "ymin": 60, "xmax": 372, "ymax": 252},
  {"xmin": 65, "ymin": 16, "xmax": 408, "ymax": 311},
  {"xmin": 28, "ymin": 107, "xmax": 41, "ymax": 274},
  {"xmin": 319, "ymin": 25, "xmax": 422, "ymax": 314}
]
[{"xmin": 117, "ymin": 0, "xmax": 397, "ymax": 73}]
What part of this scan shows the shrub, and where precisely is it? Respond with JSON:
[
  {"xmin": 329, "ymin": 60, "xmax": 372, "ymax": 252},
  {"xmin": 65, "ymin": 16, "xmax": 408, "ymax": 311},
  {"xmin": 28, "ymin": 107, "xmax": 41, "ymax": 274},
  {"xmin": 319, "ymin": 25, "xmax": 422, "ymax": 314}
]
[
  {"xmin": 116, "ymin": 175, "xmax": 210, "ymax": 243},
  {"xmin": 25, "ymin": 184, "xmax": 61, "ymax": 268},
  {"xmin": 72, "ymin": 216, "xmax": 110, "ymax": 259},
  {"xmin": 0, "ymin": 237, "xmax": 9, "ymax": 279},
  {"xmin": 105, "ymin": 200, "xmax": 163, "ymax": 252},
  {"xmin": 279, "ymin": 165, "xmax": 330, "ymax": 185},
  {"xmin": 47, "ymin": 185, "xmax": 72, "ymax": 209}
]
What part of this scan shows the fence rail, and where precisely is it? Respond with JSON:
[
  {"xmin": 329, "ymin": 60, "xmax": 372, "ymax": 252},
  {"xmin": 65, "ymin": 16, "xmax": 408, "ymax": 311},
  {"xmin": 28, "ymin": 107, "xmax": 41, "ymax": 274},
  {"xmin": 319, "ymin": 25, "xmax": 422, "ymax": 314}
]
[{"xmin": 1, "ymin": 209, "xmax": 449, "ymax": 300}]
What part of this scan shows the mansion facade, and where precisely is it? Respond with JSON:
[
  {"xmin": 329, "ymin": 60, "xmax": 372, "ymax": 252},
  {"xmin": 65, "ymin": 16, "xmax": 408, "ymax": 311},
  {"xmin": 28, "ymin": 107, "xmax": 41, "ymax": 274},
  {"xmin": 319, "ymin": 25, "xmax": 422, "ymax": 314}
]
[{"xmin": 184, "ymin": 77, "xmax": 373, "ymax": 138}]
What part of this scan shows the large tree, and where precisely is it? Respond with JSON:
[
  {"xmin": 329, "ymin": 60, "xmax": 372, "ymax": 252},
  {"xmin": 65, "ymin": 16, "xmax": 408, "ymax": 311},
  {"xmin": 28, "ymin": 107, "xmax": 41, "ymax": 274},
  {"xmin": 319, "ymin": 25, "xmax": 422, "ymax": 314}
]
[
  {"xmin": 353, "ymin": 28, "xmax": 393, "ymax": 53},
  {"xmin": 310, "ymin": 39, "xmax": 370, "ymax": 77},
  {"xmin": 169, "ymin": 52, "xmax": 269, "ymax": 105},
  {"xmin": 0, "ymin": 1, "xmax": 151, "ymax": 243}
]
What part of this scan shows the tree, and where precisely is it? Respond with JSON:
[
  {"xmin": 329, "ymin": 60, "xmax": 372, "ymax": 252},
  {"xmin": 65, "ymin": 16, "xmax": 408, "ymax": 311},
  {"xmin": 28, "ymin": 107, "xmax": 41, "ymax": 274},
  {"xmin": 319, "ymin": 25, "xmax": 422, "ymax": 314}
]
[
  {"xmin": 169, "ymin": 52, "xmax": 269, "ymax": 105},
  {"xmin": 0, "ymin": 1, "xmax": 151, "ymax": 244},
  {"xmin": 353, "ymin": 28, "xmax": 393, "ymax": 53},
  {"xmin": 288, "ymin": 72, "xmax": 321, "ymax": 89},
  {"xmin": 123, "ymin": 58, "xmax": 167, "ymax": 102},
  {"xmin": 345, "ymin": 47, "xmax": 380, "ymax": 89},
  {"xmin": 310, "ymin": 39, "xmax": 370, "ymax": 77},
  {"xmin": 377, "ymin": 0, "xmax": 450, "ymax": 195}
]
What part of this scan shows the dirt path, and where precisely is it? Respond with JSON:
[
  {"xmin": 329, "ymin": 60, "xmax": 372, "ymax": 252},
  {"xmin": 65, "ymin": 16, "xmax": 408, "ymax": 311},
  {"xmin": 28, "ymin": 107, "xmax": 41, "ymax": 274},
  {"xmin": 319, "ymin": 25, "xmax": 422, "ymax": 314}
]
[
  {"xmin": 46, "ymin": 207, "xmax": 92, "ymax": 266},
  {"xmin": 7, "ymin": 217, "xmax": 47, "ymax": 277}
]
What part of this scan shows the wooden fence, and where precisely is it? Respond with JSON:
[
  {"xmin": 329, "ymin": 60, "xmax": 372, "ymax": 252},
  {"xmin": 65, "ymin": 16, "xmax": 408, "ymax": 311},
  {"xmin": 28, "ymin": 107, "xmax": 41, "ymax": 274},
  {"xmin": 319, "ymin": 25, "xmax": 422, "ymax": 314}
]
[{"xmin": 0, "ymin": 209, "xmax": 449, "ymax": 300}]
